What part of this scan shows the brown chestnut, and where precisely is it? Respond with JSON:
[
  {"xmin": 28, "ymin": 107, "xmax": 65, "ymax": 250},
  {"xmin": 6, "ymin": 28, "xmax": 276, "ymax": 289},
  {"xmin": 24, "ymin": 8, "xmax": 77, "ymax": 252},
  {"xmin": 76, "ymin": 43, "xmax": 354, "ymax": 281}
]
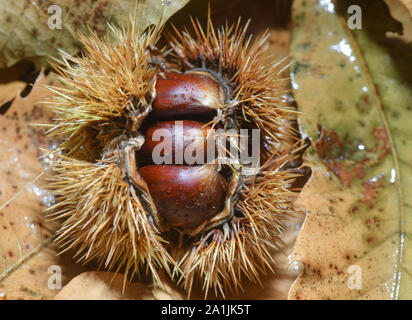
[
  {"xmin": 141, "ymin": 120, "xmax": 216, "ymax": 165},
  {"xmin": 139, "ymin": 165, "xmax": 227, "ymax": 229},
  {"xmin": 152, "ymin": 72, "xmax": 225, "ymax": 119}
]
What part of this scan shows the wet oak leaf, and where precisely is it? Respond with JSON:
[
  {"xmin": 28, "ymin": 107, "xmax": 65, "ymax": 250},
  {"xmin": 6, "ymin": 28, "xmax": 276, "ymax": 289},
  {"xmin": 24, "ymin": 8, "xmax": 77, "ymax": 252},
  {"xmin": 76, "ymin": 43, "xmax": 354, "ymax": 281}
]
[{"xmin": 289, "ymin": 0, "xmax": 412, "ymax": 299}]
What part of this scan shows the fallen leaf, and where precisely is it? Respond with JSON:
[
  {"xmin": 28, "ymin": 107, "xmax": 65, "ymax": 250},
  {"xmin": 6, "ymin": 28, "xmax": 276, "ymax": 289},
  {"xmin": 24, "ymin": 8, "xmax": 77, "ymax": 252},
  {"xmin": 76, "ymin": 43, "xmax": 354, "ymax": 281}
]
[
  {"xmin": 397, "ymin": 0, "xmax": 412, "ymax": 16},
  {"xmin": 54, "ymin": 271, "xmax": 183, "ymax": 300},
  {"xmin": 0, "ymin": 0, "xmax": 190, "ymax": 68},
  {"xmin": 0, "ymin": 71, "xmax": 87, "ymax": 299},
  {"xmin": 289, "ymin": 0, "xmax": 412, "ymax": 299},
  {"xmin": 385, "ymin": 0, "xmax": 412, "ymax": 43}
]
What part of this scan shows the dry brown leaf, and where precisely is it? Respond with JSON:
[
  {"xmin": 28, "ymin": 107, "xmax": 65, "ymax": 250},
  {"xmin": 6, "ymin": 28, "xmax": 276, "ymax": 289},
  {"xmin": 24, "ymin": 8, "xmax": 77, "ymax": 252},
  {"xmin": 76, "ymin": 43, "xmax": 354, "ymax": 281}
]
[
  {"xmin": 0, "ymin": 71, "xmax": 88, "ymax": 299},
  {"xmin": 0, "ymin": 82, "xmax": 26, "ymax": 111},
  {"xmin": 386, "ymin": 0, "xmax": 412, "ymax": 42},
  {"xmin": 54, "ymin": 272, "xmax": 183, "ymax": 300},
  {"xmin": 397, "ymin": 0, "xmax": 412, "ymax": 16}
]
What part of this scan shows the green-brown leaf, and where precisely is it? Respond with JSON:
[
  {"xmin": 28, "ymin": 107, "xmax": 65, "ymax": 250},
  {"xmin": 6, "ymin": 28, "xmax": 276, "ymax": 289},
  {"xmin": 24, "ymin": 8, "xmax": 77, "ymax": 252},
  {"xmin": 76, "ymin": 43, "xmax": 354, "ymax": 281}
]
[
  {"xmin": 289, "ymin": 0, "xmax": 412, "ymax": 299},
  {"xmin": 0, "ymin": 0, "xmax": 189, "ymax": 68}
]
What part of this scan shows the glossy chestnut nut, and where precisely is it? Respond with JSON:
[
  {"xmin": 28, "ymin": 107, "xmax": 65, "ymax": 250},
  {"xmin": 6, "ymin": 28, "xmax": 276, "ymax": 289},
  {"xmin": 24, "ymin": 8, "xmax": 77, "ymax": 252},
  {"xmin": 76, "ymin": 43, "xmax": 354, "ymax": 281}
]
[
  {"xmin": 141, "ymin": 120, "xmax": 216, "ymax": 165},
  {"xmin": 152, "ymin": 72, "xmax": 225, "ymax": 119},
  {"xmin": 139, "ymin": 165, "xmax": 227, "ymax": 229}
]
